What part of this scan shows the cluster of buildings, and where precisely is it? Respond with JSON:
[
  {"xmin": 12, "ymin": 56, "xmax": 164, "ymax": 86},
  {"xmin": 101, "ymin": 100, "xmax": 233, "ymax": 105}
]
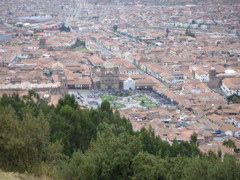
[{"xmin": 0, "ymin": 0, "xmax": 240, "ymax": 156}]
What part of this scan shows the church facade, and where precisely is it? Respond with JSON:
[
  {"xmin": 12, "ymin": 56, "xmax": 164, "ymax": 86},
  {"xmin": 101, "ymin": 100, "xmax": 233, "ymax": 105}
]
[{"xmin": 92, "ymin": 62, "xmax": 121, "ymax": 90}]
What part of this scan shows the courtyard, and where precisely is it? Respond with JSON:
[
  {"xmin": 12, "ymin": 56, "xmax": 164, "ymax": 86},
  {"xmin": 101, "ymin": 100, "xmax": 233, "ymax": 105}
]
[{"xmin": 69, "ymin": 90, "xmax": 175, "ymax": 110}]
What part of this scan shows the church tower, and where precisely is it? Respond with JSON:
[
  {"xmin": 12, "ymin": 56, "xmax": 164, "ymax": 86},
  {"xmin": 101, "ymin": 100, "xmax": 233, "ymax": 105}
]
[
  {"xmin": 58, "ymin": 71, "xmax": 68, "ymax": 95},
  {"xmin": 39, "ymin": 38, "xmax": 46, "ymax": 49},
  {"xmin": 208, "ymin": 67, "xmax": 220, "ymax": 89},
  {"xmin": 209, "ymin": 67, "xmax": 216, "ymax": 78}
]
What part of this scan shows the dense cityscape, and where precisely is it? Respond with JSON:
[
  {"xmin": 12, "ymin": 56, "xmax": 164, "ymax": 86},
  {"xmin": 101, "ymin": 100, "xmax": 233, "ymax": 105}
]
[{"xmin": 0, "ymin": 0, "xmax": 240, "ymax": 179}]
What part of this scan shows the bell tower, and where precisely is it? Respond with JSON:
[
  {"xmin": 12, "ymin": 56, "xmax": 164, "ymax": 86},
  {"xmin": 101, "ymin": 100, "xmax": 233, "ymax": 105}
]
[
  {"xmin": 58, "ymin": 71, "xmax": 68, "ymax": 95},
  {"xmin": 39, "ymin": 38, "xmax": 46, "ymax": 48},
  {"xmin": 209, "ymin": 67, "xmax": 216, "ymax": 79}
]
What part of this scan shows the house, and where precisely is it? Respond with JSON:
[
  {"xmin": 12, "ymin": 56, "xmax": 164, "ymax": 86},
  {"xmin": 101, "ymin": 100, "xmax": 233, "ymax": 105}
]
[
  {"xmin": 67, "ymin": 77, "xmax": 92, "ymax": 90},
  {"xmin": 191, "ymin": 66, "xmax": 210, "ymax": 82},
  {"xmin": 220, "ymin": 124, "xmax": 240, "ymax": 138},
  {"xmin": 135, "ymin": 78, "xmax": 157, "ymax": 90},
  {"xmin": 221, "ymin": 78, "xmax": 240, "ymax": 97}
]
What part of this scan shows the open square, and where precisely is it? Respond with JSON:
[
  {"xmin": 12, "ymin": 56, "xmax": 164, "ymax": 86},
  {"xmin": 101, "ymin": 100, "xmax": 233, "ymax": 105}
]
[{"xmin": 69, "ymin": 90, "xmax": 174, "ymax": 110}]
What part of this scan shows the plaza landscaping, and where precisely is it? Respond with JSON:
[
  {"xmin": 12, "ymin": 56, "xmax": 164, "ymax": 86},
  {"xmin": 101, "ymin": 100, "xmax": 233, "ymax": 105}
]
[
  {"xmin": 140, "ymin": 101, "xmax": 159, "ymax": 109},
  {"xmin": 136, "ymin": 95, "xmax": 159, "ymax": 109},
  {"xmin": 100, "ymin": 94, "xmax": 159, "ymax": 109},
  {"xmin": 100, "ymin": 95, "xmax": 117, "ymax": 102},
  {"xmin": 133, "ymin": 95, "xmax": 150, "ymax": 102},
  {"xmin": 112, "ymin": 102, "xmax": 126, "ymax": 109},
  {"xmin": 100, "ymin": 95, "xmax": 126, "ymax": 109}
]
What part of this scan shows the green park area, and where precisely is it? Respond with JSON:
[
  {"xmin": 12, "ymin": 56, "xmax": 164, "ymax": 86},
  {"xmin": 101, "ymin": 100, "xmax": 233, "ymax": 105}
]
[
  {"xmin": 111, "ymin": 102, "xmax": 126, "ymax": 109},
  {"xmin": 100, "ymin": 95, "xmax": 126, "ymax": 109},
  {"xmin": 100, "ymin": 95, "xmax": 117, "ymax": 102},
  {"xmin": 79, "ymin": 47, "xmax": 88, "ymax": 52},
  {"xmin": 101, "ymin": 92, "xmax": 131, "ymax": 101},
  {"xmin": 134, "ymin": 95, "xmax": 159, "ymax": 109},
  {"xmin": 100, "ymin": 94, "xmax": 158, "ymax": 109},
  {"xmin": 141, "ymin": 101, "xmax": 159, "ymax": 109},
  {"xmin": 113, "ymin": 92, "xmax": 131, "ymax": 97},
  {"xmin": 73, "ymin": 47, "xmax": 88, "ymax": 52},
  {"xmin": 133, "ymin": 95, "xmax": 149, "ymax": 101}
]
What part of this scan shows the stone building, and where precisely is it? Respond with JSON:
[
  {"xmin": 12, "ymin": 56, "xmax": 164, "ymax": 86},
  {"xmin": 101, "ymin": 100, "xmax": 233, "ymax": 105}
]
[
  {"xmin": 58, "ymin": 71, "xmax": 68, "ymax": 95},
  {"xmin": 208, "ymin": 67, "xmax": 221, "ymax": 89},
  {"xmin": 51, "ymin": 62, "xmax": 68, "ymax": 95},
  {"xmin": 92, "ymin": 62, "xmax": 120, "ymax": 90},
  {"xmin": 39, "ymin": 38, "xmax": 46, "ymax": 49},
  {"xmin": 221, "ymin": 78, "xmax": 240, "ymax": 97},
  {"xmin": 208, "ymin": 67, "xmax": 239, "ymax": 89}
]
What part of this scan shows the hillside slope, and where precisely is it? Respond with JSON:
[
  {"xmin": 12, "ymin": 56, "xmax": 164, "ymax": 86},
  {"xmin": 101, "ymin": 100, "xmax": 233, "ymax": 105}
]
[{"xmin": 0, "ymin": 170, "xmax": 51, "ymax": 180}]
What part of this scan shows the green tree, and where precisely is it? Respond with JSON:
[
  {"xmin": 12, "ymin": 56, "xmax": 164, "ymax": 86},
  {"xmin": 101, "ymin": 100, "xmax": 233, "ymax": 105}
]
[
  {"xmin": 229, "ymin": 95, "xmax": 240, "ymax": 104},
  {"xmin": 0, "ymin": 105, "xmax": 63, "ymax": 174},
  {"xmin": 131, "ymin": 152, "xmax": 167, "ymax": 179},
  {"xmin": 223, "ymin": 139, "xmax": 236, "ymax": 149},
  {"xmin": 113, "ymin": 25, "xmax": 118, "ymax": 31},
  {"xmin": 62, "ymin": 128, "xmax": 141, "ymax": 179},
  {"xmin": 190, "ymin": 132, "xmax": 198, "ymax": 145},
  {"xmin": 185, "ymin": 28, "xmax": 196, "ymax": 38},
  {"xmin": 100, "ymin": 100, "xmax": 112, "ymax": 113},
  {"xmin": 1, "ymin": 92, "xmax": 240, "ymax": 179},
  {"xmin": 138, "ymin": 127, "xmax": 170, "ymax": 157}
]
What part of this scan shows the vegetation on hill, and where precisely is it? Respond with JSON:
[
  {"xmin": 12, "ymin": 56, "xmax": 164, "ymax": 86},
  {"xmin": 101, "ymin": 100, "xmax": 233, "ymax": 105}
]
[
  {"xmin": 223, "ymin": 139, "xmax": 236, "ymax": 149},
  {"xmin": 0, "ymin": 91, "xmax": 240, "ymax": 179}
]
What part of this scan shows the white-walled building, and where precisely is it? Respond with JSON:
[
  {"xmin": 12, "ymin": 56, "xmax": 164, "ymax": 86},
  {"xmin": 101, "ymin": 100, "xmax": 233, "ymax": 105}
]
[
  {"xmin": 190, "ymin": 66, "xmax": 210, "ymax": 82},
  {"xmin": 123, "ymin": 78, "xmax": 135, "ymax": 90},
  {"xmin": 194, "ymin": 68, "xmax": 210, "ymax": 82},
  {"xmin": 221, "ymin": 78, "xmax": 240, "ymax": 97}
]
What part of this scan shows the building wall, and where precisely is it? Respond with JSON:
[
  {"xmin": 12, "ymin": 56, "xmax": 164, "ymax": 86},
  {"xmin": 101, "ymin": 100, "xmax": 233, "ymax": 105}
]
[
  {"xmin": 221, "ymin": 82, "xmax": 240, "ymax": 97},
  {"xmin": 136, "ymin": 86, "xmax": 153, "ymax": 90},
  {"xmin": 93, "ymin": 66, "xmax": 120, "ymax": 90},
  {"xmin": 195, "ymin": 72, "xmax": 209, "ymax": 82},
  {"xmin": 234, "ymin": 131, "xmax": 240, "ymax": 138},
  {"xmin": 68, "ymin": 84, "xmax": 91, "ymax": 90},
  {"xmin": 123, "ymin": 79, "xmax": 136, "ymax": 90},
  {"xmin": 208, "ymin": 76, "xmax": 222, "ymax": 89}
]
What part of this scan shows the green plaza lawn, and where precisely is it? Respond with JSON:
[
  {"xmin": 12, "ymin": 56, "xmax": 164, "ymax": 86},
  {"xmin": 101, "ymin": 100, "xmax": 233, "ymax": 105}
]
[
  {"xmin": 134, "ymin": 95, "xmax": 159, "ymax": 109},
  {"xmin": 100, "ymin": 95, "xmax": 117, "ymax": 102},
  {"xmin": 111, "ymin": 103, "xmax": 126, "ymax": 109},
  {"xmin": 100, "ymin": 94, "xmax": 158, "ymax": 109},
  {"xmin": 100, "ymin": 95, "xmax": 126, "ymax": 109},
  {"xmin": 133, "ymin": 95, "xmax": 150, "ymax": 101}
]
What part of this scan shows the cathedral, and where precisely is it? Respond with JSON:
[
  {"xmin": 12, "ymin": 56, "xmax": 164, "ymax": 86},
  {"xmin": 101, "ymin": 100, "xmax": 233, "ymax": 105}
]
[{"xmin": 92, "ymin": 62, "xmax": 121, "ymax": 90}]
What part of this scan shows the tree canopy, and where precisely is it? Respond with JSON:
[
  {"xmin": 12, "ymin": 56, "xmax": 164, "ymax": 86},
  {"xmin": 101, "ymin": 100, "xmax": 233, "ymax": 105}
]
[{"xmin": 0, "ymin": 91, "xmax": 239, "ymax": 179}]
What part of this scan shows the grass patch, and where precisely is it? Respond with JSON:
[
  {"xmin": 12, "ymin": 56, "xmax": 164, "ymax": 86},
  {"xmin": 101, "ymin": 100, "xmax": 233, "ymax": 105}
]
[
  {"xmin": 73, "ymin": 47, "xmax": 88, "ymax": 52},
  {"xmin": 101, "ymin": 95, "xmax": 117, "ymax": 102},
  {"xmin": 79, "ymin": 47, "xmax": 88, "ymax": 52},
  {"xmin": 133, "ymin": 95, "xmax": 151, "ymax": 102},
  {"xmin": 111, "ymin": 103, "xmax": 126, "ymax": 109},
  {"xmin": 140, "ymin": 98, "xmax": 159, "ymax": 109},
  {"xmin": 114, "ymin": 92, "xmax": 131, "ymax": 97},
  {"xmin": 100, "ymin": 94, "xmax": 157, "ymax": 109},
  {"xmin": 143, "ymin": 104, "xmax": 159, "ymax": 109}
]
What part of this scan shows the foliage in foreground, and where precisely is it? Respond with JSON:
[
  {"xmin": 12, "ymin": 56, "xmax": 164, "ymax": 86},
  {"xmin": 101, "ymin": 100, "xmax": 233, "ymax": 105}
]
[{"xmin": 0, "ymin": 92, "xmax": 240, "ymax": 179}]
